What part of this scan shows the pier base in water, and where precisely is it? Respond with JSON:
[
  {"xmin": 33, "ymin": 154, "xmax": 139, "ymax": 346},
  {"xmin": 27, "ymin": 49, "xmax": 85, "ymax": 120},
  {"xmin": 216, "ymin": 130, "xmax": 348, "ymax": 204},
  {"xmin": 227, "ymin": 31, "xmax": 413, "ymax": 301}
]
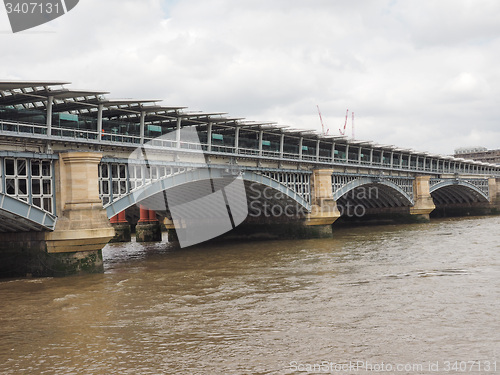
[
  {"xmin": 0, "ymin": 231, "xmax": 104, "ymax": 277},
  {"xmin": 135, "ymin": 223, "xmax": 162, "ymax": 242},
  {"xmin": 109, "ymin": 224, "xmax": 132, "ymax": 243}
]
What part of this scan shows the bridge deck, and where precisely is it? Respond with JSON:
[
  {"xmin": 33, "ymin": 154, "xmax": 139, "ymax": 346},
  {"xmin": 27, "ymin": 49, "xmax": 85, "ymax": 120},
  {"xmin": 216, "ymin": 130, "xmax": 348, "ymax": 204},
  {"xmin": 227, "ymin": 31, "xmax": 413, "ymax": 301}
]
[{"xmin": 0, "ymin": 81, "xmax": 499, "ymax": 179}]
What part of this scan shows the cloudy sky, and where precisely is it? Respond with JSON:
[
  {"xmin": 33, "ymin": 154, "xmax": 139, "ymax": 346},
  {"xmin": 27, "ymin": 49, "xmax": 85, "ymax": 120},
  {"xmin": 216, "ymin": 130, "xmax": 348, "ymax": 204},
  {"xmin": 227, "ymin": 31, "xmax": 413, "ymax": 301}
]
[{"xmin": 1, "ymin": 0, "xmax": 500, "ymax": 154}]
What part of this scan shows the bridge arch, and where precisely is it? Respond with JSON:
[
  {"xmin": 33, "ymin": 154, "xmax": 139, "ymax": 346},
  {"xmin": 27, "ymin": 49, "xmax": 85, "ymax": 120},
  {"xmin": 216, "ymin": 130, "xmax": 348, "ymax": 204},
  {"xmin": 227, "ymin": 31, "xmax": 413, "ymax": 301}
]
[
  {"xmin": 105, "ymin": 169, "xmax": 312, "ymax": 219},
  {"xmin": 0, "ymin": 193, "xmax": 57, "ymax": 231},
  {"xmin": 333, "ymin": 177, "xmax": 414, "ymax": 210},
  {"xmin": 429, "ymin": 180, "xmax": 489, "ymax": 204}
]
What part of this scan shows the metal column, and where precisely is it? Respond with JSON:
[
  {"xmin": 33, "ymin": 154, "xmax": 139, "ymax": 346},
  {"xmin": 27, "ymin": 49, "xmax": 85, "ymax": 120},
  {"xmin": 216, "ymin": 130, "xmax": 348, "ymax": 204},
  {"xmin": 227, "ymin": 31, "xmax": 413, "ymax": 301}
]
[
  {"xmin": 258, "ymin": 130, "xmax": 263, "ymax": 156},
  {"xmin": 176, "ymin": 116, "xmax": 181, "ymax": 148},
  {"xmin": 97, "ymin": 104, "xmax": 103, "ymax": 141},
  {"xmin": 140, "ymin": 111, "xmax": 145, "ymax": 145},
  {"xmin": 207, "ymin": 123, "xmax": 212, "ymax": 152},
  {"xmin": 46, "ymin": 95, "xmax": 53, "ymax": 136},
  {"xmin": 279, "ymin": 133, "xmax": 284, "ymax": 159},
  {"xmin": 235, "ymin": 126, "xmax": 240, "ymax": 154}
]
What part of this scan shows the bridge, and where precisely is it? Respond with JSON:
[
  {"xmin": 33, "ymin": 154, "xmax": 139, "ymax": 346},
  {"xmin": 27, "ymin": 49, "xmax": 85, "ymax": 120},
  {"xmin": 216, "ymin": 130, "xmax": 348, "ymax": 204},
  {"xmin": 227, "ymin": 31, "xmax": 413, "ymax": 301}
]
[{"xmin": 0, "ymin": 81, "xmax": 499, "ymax": 276}]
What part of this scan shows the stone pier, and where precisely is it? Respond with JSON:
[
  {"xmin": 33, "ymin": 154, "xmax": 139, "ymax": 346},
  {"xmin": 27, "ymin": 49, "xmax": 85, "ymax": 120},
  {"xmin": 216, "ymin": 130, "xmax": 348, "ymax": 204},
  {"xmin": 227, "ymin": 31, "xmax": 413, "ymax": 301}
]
[
  {"xmin": 0, "ymin": 152, "xmax": 115, "ymax": 277},
  {"xmin": 488, "ymin": 177, "xmax": 500, "ymax": 213},
  {"xmin": 409, "ymin": 176, "xmax": 436, "ymax": 221},
  {"xmin": 304, "ymin": 169, "xmax": 340, "ymax": 234}
]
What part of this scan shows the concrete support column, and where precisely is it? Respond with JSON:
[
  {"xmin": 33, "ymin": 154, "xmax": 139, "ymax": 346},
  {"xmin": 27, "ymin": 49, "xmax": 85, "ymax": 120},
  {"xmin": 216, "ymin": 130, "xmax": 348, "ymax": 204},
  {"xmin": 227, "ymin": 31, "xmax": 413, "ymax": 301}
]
[
  {"xmin": 136, "ymin": 206, "xmax": 162, "ymax": 242},
  {"xmin": 109, "ymin": 210, "xmax": 131, "ymax": 243},
  {"xmin": 409, "ymin": 175, "xmax": 436, "ymax": 221},
  {"xmin": 305, "ymin": 169, "xmax": 340, "ymax": 231}
]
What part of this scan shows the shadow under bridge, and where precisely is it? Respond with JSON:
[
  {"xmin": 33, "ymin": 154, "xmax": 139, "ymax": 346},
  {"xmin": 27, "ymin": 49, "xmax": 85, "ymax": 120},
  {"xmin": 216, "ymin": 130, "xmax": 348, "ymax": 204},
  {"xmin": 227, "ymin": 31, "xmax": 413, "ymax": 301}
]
[{"xmin": 332, "ymin": 176, "xmax": 415, "ymax": 216}]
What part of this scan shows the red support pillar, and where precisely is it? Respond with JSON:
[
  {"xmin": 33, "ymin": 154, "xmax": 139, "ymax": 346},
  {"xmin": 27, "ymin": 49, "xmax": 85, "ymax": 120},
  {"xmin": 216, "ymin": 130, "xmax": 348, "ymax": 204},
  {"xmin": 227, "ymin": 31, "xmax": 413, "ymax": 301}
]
[
  {"xmin": 117, "ymin": 210, "xmax": 128, "ymax": 224},
  {"xmin": 148, "ymin": 209, "xmax": 157, "ymax": 222},
  {"xmin": 109, "ymin": 210, "xmax": 131, "ymax": 243},
  {"xmin": 136, "ymin": 207, "xmax": 162, "ymax": 242},
  {"xmin": 138, "ymin": 205, "xmax": 149, "ymax": 223}
]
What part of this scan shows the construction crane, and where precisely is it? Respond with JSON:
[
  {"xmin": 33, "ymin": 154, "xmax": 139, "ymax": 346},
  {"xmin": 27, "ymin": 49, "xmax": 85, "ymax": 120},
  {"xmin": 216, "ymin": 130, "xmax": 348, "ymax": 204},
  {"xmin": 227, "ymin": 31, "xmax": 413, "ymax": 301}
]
[
  {"xmin": 339, "ymin": 109, "xmax": 349, "ymax": 136},
  {"xmin": 339, "ymin": 109, "xmax": 355, "ymax": 139},
  {"xmin": 316, "ymin": 105, "xmax": 329, "ymax": 136}
]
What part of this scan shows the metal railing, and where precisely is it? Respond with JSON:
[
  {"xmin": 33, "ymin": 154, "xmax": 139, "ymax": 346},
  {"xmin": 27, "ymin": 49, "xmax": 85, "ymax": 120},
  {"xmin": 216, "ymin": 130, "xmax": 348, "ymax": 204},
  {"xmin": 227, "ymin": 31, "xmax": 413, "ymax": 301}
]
[{"xmin": 1, "ymin": 119, "xmax": 499, "ymax": 177}]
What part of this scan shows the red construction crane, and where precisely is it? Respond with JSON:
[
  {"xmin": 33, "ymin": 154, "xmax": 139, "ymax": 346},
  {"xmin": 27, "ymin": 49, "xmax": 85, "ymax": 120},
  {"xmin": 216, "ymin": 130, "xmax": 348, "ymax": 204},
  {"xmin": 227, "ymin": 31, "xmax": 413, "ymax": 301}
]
[
  {"xmin": 316, "ymin": 105, "xmax": 329, "ymax": 135},
  {"xmin": 339, "ymin": 109, "xmax": 349, "ymax": 136},
  {"xmin": 339, "ymin": 109, "xmax": 355, "ymax": 139}
]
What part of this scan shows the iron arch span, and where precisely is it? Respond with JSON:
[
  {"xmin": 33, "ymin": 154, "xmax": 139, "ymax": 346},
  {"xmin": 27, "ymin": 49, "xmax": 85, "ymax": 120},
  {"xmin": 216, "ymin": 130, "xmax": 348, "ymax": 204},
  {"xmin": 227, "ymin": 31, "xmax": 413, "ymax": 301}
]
[
  {"xmin": 429, "ymin": 180, "xmax": 490, "ymax": 205},
  {"xmin": 333, "ymin": 177, "xmax": 414, "ymax": 215},
  {"xmin": 104, "ymin": 169, "xmax": 312, "ymax": 221},
  {"xmin": 0, "ymin": 193, "xmax": 57, "ymax": 232}
]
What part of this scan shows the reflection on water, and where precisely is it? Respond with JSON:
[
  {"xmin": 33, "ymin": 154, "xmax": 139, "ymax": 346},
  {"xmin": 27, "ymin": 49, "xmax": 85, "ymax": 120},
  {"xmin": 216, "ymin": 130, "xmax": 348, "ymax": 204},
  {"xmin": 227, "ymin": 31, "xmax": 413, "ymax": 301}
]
[{"xmin": 0, "ymin": 216, "xmax": 499, "ymax": 374}]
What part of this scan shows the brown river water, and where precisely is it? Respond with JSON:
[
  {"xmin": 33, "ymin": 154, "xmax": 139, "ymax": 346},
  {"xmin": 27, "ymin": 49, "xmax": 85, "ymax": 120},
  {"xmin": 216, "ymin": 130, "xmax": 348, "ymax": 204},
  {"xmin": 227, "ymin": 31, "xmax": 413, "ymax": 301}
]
[{"xmin": 0, "ymin": 216, "xmax": 499, "ymax": 374}]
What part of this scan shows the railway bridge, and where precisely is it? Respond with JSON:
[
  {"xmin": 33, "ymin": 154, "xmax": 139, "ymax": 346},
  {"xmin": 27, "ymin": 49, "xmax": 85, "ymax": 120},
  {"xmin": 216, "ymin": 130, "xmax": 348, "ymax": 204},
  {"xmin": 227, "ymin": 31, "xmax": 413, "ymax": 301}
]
[{"xmin": 0, "ymin": 81, "xmax": 499, "ymax": 276}]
